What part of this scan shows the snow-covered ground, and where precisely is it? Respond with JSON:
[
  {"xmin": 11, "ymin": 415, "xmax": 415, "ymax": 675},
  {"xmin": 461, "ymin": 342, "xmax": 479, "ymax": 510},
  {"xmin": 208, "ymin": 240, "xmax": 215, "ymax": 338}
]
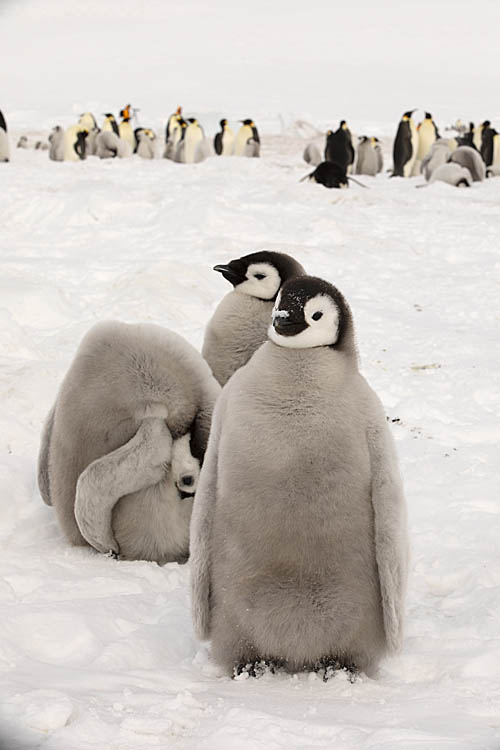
[
  {"xmin": 2, "ymin": 0, "xmax": 500, "ymax": 747},
  {"xmin": 1, "ymin": 134, "xmax": 499, "ymax": 749}
]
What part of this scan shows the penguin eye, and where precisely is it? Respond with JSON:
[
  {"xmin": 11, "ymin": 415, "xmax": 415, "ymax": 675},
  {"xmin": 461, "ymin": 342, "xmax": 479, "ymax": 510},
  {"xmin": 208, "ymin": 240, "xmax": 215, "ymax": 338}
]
[
  {"xmin": 312, "ymin": 311, "xmax": 323, "ymax": 321},
  {"xmin": 254, "ymin": 273, "xmax": 266, "ymax": 280}
]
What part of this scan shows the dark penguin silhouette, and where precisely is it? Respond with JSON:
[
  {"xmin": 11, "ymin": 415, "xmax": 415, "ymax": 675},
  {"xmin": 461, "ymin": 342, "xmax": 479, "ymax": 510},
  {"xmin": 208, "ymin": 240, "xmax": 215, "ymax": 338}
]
[
  {"xmin": 480, "ymin": 122, "xmax": 498, "ymax": 167},
  {"xmin": 301, "ymin": 161, "xmax": 349, "ymax": 188},
  {"xmin": 74, "ymin": 130, "xmax": 88, "ymax": 160},
  {"xmin": 392, "ymin": 110, "xmax": 417, "ymax": 177},
  {"xmin": 324, "ymin": 121, "xmax": 354, "ymax": 172},
  {"xmin": 0, "ymin": 109, "xmax": 10, "ymax": 162}
]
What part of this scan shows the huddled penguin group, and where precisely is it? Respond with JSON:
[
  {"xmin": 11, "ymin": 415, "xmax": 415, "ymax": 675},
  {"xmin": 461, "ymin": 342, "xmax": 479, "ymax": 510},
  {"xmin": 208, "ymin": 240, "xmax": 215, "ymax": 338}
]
[{"xmin": 38, "ymin": 249, "xmax": 409, "ymax": 680}]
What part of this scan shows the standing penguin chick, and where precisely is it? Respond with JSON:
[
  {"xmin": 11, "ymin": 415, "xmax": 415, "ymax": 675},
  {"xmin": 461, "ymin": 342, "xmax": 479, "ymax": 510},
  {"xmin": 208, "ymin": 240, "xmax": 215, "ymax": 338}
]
[
  {"xmin": 412, "ymin": 112, "xmax": 439, "ymax": 175},
  {"xmin": 0, "ymin": 109, "xmax": 10, "ymax": 162},
  {"xmin": 202, "ymin": 251, "xmax": 305, "ymax": 386},
  {"xmin": 392, "ymin": 110, "xmax": 419, "ymax": 176},
  {"xmin": 303, "ymin": 142, "xmax": 322, "ymax": 166},
  {"xmin": 355, "ymin": 136, "xmax": 383, "ymax": 176},
  {"xmin": 234, "ymin": 119, "xmax": 260, "ymax": 157},
  {"xmin": 214, "ymin": 119, "xmax": 234, "ymax": 155},
  {"xmin": 135, "ymin": 128, "xmax": 156, "ymax": 158},
  {"xmin": 48, "ymin": 126, "xmax": 65, "ymax": 161},
  {"xmin": 191, "ymin": 276, "xmax": 409, "ymax": 677},
  {"xmin": 324, "ymin": 121, "xmax": 355, "ymax": 172},
  {"xmin": 37, "ymin": 321, "xmax": 220, "ymax": 562}
]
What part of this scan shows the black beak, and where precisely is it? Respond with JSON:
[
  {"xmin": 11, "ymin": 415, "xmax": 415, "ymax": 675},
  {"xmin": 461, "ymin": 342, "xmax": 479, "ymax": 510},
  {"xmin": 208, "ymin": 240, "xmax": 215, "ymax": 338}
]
[
  {"xmin": 213, "ymin": 264, "xmax": 245, "ymax": 285},
  {"xmin": 272, "ymin": 317, "xmax": 307, "ymax": 337}
]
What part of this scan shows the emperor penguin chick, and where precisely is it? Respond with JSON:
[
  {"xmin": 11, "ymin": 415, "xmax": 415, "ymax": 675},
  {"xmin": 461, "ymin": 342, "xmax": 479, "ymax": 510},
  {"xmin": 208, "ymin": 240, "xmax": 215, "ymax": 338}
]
[
  {"xmin": 37, "ymin": 321, "xmax": 220, "ymax": 562},
  {"xmin": 202, "ymin": 250, "xmax": 305, "ymax": 385},
  {"xmin": 355, "ymin": 136, "xmax": 383, "ymax": 176},
  {"xmin": 191, "ymin": 275, "xmax": 409, "ymax": 677},
  {"xmin": 48, "ymin": 126, "xmax": 65, "ymax": 161}
]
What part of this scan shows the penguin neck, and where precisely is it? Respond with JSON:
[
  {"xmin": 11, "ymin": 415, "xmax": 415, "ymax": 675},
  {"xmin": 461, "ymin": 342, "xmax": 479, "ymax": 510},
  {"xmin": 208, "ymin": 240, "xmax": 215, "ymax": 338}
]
[{"xmin": 261, "ymin": 340, "xmax": 358, "ymax": 383}]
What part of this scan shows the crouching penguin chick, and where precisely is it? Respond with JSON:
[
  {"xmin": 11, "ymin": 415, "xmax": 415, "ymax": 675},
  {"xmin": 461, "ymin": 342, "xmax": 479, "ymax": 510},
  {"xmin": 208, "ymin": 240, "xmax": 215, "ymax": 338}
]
[{"xmin": 37, "ymin": 321, "xmax": 220, "ymax": 563}]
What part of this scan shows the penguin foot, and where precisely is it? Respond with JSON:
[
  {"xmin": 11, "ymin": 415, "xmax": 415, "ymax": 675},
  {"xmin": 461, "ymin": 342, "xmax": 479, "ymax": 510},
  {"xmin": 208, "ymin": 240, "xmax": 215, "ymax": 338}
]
[
  {"xmin": 106, "ymin": 549, "xmax": 120, "ymax": 561},
  {"xmin": 233, "ymin": 659, "xmax": 278, "ymax": 679},
  {"xmin": 314, "ymin": 656, "xmax": 358, "ymax": 683}
]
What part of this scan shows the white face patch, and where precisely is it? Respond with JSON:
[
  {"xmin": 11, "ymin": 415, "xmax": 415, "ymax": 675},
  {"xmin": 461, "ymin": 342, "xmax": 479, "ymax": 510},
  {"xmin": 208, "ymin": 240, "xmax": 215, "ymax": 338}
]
[
  {"xmin": 268, "ymin": 294, "xmax": 340, "ymax": 349},
  {"xmin": 235, "ymin": 263, "xmax": 281, "ymax": 300}
]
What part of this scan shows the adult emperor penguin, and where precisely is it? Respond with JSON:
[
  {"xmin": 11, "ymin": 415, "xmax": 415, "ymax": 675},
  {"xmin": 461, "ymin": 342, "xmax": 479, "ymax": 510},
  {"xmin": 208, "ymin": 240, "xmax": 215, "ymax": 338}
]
[
  {"xmin": 324, "ymin": 121, "xmax": 355, "ymax": 172},
  {"xmin": 234, "ymin": 119, "xmax": 260, "ymax": 157},
  {"xmin": 480, "ymin": 124, "xmax": 500, "ymax": 167},
  {"xmin": 37, "ymin": 321, "xmax": 220, "ymax": 562},
  {"xmin": 191, "ymin": 275, "xmax": 409, "ymax": 677},
  {"xmin": 166, "ymin": 106, "xmax": 183, "ymax": 144},
  {"xmin": 355, "ymin": 136, "xmax": 383, "ymax": 176},
  {"xmin": 177, "ymin": 118, "xmax": 205, "ymax": 163},
  {"xmin": 0, "ymin": 109, "xmax": 10, "ymax": 162},
  {"xmin": 202, "ymin": 250, "xmax": 305, "ymax": 386},
  {"xmin": 412, "ymin": 112, "xmax": 439, "ymax": 175},
  {"xmin": 48, "ymin": 126, "xmax": 65, "ymax": 161},
  {"xmin": 301, "ymin": 161, "xmax": 349, "ymax": 188},
  {"xmin": 101, "ymin": 113, "xmax": 120, "ymax": 136},
  {"xmin": 78, "ymin": 112, "xmax": 99, "ymax": 155},
  {"xmin": 63, "ymin": 125, "xmax": 88, "ymax": 161},
  {"xmin": 119, "ymin": 104, "xmax": 136, "ymax": 152},
  {"xmin": 214, "ymin": 119, "xmax": 234, "ymax": 155},
  {"xmin": 392, "ymin": 110, "xmax": 419, "ymax": 177}
]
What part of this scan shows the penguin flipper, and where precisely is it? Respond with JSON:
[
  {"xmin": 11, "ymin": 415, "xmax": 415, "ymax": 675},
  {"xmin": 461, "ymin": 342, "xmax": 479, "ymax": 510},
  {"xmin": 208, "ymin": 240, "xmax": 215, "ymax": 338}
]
[
  {"xmin": 37, "ymin": 403, "xmax": 56, "ymax": 505},
  {"xmin": 74, "ymin": 418, "xmax": 173, "ymax": 555},
  {"xmin": 190, "ymin": 389, "xmax": 226, "ymax": 639},
  {"xmin": 367, "ymin": 418, "xmax": 409, "ymax": 653}
]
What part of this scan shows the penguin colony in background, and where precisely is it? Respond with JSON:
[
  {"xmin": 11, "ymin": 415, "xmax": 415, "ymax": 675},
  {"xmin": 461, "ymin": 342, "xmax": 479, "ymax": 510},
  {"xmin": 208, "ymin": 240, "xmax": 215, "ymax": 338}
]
[
  {"xmin": 38, "ymin": 249, "xmax": 409, "ymax": 680},
  {"xmin": 7, "ymin": 103, "xmax": 500, "ymax": 188}
]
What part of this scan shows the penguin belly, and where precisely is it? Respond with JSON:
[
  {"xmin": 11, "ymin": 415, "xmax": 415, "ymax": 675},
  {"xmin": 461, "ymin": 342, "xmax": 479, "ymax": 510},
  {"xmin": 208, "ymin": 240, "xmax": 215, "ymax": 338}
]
[
  {"xmin": 221, "ymin": 128, "xmax": 234, "ymax": 155},
  {"xmin": 234, "ymin": 125, "xmax": 252, "ymax": 156},
  {"xmin": 64, "ymin": 125, "xmax": 86, "ymax": 162},
  {"xmin": 119, "ymin": 121, "xmax": 136, "ymax": 152},
  {"xmin": 404, "ymin": 120, "xmax": 419, "ymax": 177},
  {"xmin": 184, "ymin": 126, "xmax": 203, "ymax": 163},
  {"xmin": 112, "ymin": 475, "xmax": 193, "ymax": 564},
  {"xmin": 413, "ymin": 121, "xmax": 436, "ymax": 175},
  {"xmin": 0, "ymin": 127, "xmax": 10, "ymax": 162},
  {"xmin": 210, "ymin": 346, "xmax": 386, "ymax": 674}
]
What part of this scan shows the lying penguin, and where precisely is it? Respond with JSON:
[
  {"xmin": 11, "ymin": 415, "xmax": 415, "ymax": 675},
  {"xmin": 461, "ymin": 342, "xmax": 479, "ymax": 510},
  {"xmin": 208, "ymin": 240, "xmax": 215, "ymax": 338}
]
[
  {"xmin": 429, "ymin": 163, "xmax": 472, "ymax": 187},
  {"xmin": 191, "ymin": 275, "xmax": 409, "ymax": 678},
  {"xmin": 202, "ymin": 251, "xmax": 305, "ymax": 385},
  {"xmin": 301, "ymin": 161, "xmax": 367, "ymax": 189},
  {"xmin": 38, "ymin": 321, "xmax": 220, "ymax": 563}
]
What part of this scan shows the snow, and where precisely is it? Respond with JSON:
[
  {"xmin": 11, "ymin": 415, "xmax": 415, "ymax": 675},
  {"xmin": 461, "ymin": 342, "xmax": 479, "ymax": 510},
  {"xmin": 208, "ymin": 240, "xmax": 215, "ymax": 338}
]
[{"xmin": 1, "ymin": 1, "xmax": 500, "ymax": 748}]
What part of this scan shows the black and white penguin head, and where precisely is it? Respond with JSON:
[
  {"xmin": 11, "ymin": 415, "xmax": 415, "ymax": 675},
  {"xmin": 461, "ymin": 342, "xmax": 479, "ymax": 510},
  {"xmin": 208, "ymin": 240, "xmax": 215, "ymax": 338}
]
[
  {"xmin": 269, "ymin": 276, "xmax": 352, "ymax": 350},
  {"xmin": 213, "ymin": 251, "xmax": 304, "ymax": 301},
  {"xmin": 220, "ymin": 118, "xmax": 228, "ymax": 128}
]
